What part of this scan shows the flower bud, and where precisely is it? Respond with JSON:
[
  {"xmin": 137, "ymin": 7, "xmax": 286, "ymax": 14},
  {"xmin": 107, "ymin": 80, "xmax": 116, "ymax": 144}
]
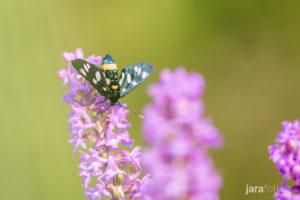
[{"xmin": 107, "ymin": 184, "xmax": 123, "ymax": 200}]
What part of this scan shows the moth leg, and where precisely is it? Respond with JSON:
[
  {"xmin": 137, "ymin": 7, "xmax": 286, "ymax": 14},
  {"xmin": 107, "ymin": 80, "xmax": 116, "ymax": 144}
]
[
  {"xmin": 100, "ymin": 105, "xmax": 112, "ymax": 115},
  {"xmin": 96, "ymin": 97, "xmax": 107, "ymax": 104}
]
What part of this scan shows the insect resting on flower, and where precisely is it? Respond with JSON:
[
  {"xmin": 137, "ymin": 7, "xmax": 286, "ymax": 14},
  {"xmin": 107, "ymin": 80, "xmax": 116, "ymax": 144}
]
[{"xmin": 71, "ymin": 54, "xmax": 154, "ymax": 118}]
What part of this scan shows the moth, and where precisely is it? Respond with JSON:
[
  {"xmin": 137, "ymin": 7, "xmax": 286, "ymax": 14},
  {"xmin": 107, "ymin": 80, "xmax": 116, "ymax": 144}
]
[{"xmin": 72, "ymin": 54, "xmax": 153, "ymax": 117}]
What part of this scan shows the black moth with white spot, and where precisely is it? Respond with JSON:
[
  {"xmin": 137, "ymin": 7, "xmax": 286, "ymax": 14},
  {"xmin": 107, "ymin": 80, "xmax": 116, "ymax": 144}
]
[{"xmin": 71, "ymin": 54, "xmax": 153, "ymax": 112}]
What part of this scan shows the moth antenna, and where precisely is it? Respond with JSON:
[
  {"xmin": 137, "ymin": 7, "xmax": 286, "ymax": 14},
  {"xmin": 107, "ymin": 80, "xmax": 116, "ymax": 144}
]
[{"xmin": 116, "ymin": 102, "xmax": 144, "ymax": 119}]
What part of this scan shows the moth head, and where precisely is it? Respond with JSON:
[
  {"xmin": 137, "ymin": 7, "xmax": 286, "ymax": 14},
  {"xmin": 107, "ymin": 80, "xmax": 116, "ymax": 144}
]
[{"xmin": 102, "ymin": 54, "xmax": 117, "ymax": 70}]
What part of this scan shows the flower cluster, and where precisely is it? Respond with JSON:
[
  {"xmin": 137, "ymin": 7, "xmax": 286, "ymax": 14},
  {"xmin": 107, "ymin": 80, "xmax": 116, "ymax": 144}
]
[
  {"xmin": 269, "ymin": 120, "xmax": 300, "ymax": 199},
  {"xmin": 141, "ymin": 68, "xmax": 223, "ymax": 200},
  {"xmin": 58, "ymin": 48, "xmax": 144, "ymax": 200}
]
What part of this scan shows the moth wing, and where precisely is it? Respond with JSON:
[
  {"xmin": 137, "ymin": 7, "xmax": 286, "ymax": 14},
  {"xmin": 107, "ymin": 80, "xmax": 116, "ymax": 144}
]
[
  {"xmin": 119, "ymin": 63, "xmax": 153, "ymax": 98},
  {"xmin": 71, "ymin": 59, "xmax": 111, "ymax": 97}
]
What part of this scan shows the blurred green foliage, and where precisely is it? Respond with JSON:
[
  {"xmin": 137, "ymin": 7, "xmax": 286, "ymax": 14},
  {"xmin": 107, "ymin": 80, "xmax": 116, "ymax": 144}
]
[{"xmin": 1, "ymin": 0, "xmax": 300, "ymax": 199}]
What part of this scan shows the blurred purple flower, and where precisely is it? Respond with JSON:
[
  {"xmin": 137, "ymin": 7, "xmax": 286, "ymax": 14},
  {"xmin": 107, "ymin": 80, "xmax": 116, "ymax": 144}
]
[
  {"xmin": 269, "ymin": 120, "xmax": 300, "ymax": 199},
  {"xmin": 141, "ymin": 68, "xmax": 223, "ymax": 200},
  {"xmin": 58, "ymin": 48, "xmax": 145, "ymax": 200},
  {"xmin": 274, "ymin": 185, "xmax": 300, "ymax": 200}
]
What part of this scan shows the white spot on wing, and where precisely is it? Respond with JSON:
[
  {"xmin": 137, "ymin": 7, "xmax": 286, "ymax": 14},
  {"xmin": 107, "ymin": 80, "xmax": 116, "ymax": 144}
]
[
  {"xmin": 142, "ymin": 71, "xmax": 147, "ymax": 79},
  {"xmin": 132, "ymin": 80, "xmax": 137, "ymax": 86},
  {"xmin": 134, "ymin": 66, "xmax": 138, "ymax": 72},
  {"xmin": 119, "ymin": 78, "xmax": 123, "ymax": 86},
  {"xmin": 106, "ymin": 78, "xmax": 110, "ymax": 85},
  {"xmin": 122, "ymin": 88, "xmax": 126, "ymax": 92},
  {"xmin": 138, "ymin": 67, "xmax": 141, "ymax": 75},
  {"xmin": 119, "ymin": 72, "xmax": 125, "ymax": 84},
  {"xmin": 103, "ymin": 87, "xmax": 107, "ymax": 91},
  {"xmin": 87, "ymin": 63, "xmax": 90, "ymax": 69},
  {"xmin": 84, "ymin": 64, "xmax": 89, "ymax": 72},
  {"xmin": 127, "ymin": 74, "xmax": 131, "ymax": 83},
  {"xmin": 96, "ymin": 71, "xmax": 101, "ymax": 81},
  {"xmin": 93, "ymin": 79, "xmax": 97, "ymax": 84},
  {"xmin": 80, "ymin": 68, "xmax": 86, "ymax": 76}
]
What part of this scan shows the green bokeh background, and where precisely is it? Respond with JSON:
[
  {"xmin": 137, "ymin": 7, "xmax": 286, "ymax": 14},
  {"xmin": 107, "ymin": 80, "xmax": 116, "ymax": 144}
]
[{"xmin": 1, "ymin": 0, "xmax": 300, "ymax": 199}]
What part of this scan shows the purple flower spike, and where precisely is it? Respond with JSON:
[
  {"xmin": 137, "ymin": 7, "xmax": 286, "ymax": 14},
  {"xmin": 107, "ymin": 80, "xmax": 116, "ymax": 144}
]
[
  {"xmin": 269, "ymin": 120, "xmax": 300, "ymax": 199},
  {"xmin": 58, "ymin": 48, "xmax": 145, "ymax": 200},
  {"xmin": 141, "ymin": 67, "xmax": 223, "ymax": 200}
]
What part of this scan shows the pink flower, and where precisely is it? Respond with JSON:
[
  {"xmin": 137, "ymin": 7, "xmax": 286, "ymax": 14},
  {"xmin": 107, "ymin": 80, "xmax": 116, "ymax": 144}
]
[
  {"xmin": 269, "ymin": 120, "xmax": 300, "ymax": 199},
  {"xmin": 58, "ymin": 48, "xmax": 145, "ymax": 200},
  {"xmin": 141, "ymin": 68, "xmax": 223, "ymax": 200}
]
